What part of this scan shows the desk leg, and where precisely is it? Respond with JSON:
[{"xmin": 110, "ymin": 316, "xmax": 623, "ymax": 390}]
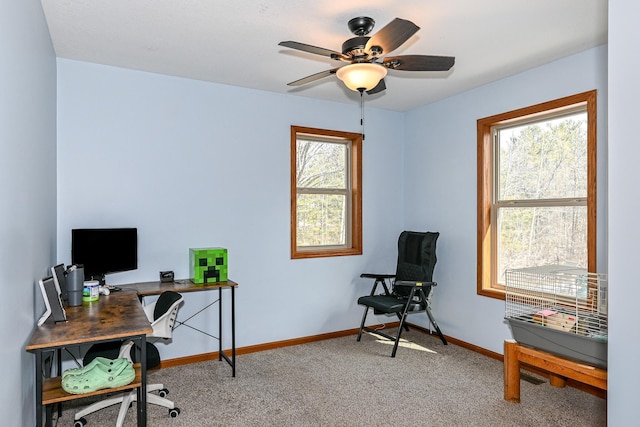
[
  {"xmin": 231, "ymin": 285, "xmax": 236, "ymax": 377},
  {"xmin": 218, "ymin": 287, "xmax": 223, "ymax": 363},
  {"xmin": 56, "ymin": 349, "xmax": 63, "ymax": 418},
  {"xmin": 35, "ymin": 350, "xmax": 43, "ymax": 427},
  {"xmin": 504, "ymin": 340, "xmax": 521, "ymax": 403},
  {"xmin": 136, "ymin": 335, "xmax": 148, "ymax": 427},
  {"xmin": 46, "ymin": 403, "xmax": 52, "ymax": 427},
  {"xmin": 217, "ymin": 286, "xmax": 236, "ymax": 377}
]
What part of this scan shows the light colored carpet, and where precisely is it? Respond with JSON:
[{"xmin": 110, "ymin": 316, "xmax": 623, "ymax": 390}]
[{"xmin": 55, "ymin": 329, "xmax": 606, "ymax": 426}]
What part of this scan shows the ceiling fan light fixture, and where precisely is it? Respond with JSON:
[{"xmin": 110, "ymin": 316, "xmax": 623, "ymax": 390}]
[{"xmin": 336, "ymin": 63, "xmax": 387, "ymax": 92}]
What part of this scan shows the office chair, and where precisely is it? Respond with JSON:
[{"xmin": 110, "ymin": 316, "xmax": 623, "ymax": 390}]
[
  {"xmin": 73, "ymin": 291, "xmax": 184, "ymax": 427},
  {"xmin": 357, "ymin": 231, "xmax": 447, "ymax": 357}
]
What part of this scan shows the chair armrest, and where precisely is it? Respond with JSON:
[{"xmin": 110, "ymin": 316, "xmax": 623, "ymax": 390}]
[
  {"xmin": 361, "ymin": 273, "xmax": 395, "ymax": 296},
  {"xmin": 394, "ymin": 280, "xmax": 437, "ymax": 287},
  {"xmin": 360, "ymin": 273, "xmax": 395, "ymax": 279}
]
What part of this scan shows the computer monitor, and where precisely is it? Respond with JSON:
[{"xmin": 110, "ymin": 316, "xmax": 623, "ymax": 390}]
[{"xmin": 71, "ymin": 228, "xmax": 138, "ymax": 284}]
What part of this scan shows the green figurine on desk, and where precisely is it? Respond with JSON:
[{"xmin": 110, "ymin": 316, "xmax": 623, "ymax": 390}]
[{"xmin": 189, "ymin": 247, "xmax": 228, "ymax": 284}]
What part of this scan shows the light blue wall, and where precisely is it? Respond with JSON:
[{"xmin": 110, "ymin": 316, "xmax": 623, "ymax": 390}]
[
  {"xmin": 56, "ymin": 59, "xmax": 406, "ymax": 359},
  {"xmin": 607, "ymin": 1, "xmax": 640, "ymax": 424},
  {"xmin": 403, "ymin": 45, "xmax": 608, "ymax": 355},
  {"xmin": 0, "ymin": 0, "xmax": 57, "ymax": 425}
]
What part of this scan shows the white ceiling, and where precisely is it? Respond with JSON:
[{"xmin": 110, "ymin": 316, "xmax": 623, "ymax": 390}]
[{"xmin": 40, "ymin": 0, "xmax": 608, "ymax": 112}]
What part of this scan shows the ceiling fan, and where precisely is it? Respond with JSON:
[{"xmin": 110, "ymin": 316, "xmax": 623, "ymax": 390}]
[{"xmin": 278, "ymin": 16, "xmax": 455, "ymax": 95}]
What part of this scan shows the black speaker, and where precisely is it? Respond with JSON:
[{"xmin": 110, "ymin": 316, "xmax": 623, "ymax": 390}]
[{"xmin": 160, "ymin": 271, "xmax": 174, "ymax": 282}]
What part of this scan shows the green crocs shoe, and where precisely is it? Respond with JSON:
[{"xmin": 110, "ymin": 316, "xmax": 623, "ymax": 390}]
[
  {"xmin": 62, "ymin": 357, "xmax": 129, "ymax": 379},
  {"xmin": 61, "ymin": 360, "xmax": 135, "ymax": 395}
]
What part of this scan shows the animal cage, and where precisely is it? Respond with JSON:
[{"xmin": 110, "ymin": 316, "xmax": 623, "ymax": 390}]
[{"xmin": 505, "ymin": 265, "xmax": 608, "ymax": 368}]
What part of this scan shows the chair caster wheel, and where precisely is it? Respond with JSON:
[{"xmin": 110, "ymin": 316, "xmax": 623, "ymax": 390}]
[
  {"xmin": 159, "ymin": 388, "xmax": 169, "ymax": 398},
  {"xmin": 74, "ymin": 417, "xmax": 87, "ymax": 427},
  {"xmin": 169, "ymin": 407, "xmax": 181, "ymax": 418}
]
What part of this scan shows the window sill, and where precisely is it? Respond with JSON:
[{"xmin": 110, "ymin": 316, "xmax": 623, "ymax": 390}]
[
  {"xmin": 477, "ymin": 287, "xmax": 506, "ymax": 301},
  {"xmin": 292, "ymin": 247, "xmax": 362, "ymax": 259}
]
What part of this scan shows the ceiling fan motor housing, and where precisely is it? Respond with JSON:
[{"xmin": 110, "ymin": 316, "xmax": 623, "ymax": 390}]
[{"xmin": 342, "ymin": 36, "xmax": 371, "ymax": 60}]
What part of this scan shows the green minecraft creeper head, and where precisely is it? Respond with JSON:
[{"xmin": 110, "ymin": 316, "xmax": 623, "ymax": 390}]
[{"xmin": 190, "ymin": 248, "xmax": 228, "ymax": 284}]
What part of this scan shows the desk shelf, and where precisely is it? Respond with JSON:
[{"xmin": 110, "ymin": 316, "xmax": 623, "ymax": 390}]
[{"xmin": 42, "ymin": 363, "xmax": 142, "ymax": 406}]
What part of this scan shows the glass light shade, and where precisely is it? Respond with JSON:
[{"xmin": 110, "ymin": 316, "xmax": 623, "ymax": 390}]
[{"xmin": 336, "ymin": 63, "xmax": 388, "ymax": 92}]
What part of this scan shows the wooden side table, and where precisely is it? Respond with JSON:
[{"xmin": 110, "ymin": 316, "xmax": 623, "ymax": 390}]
[{"xmin": 503, "ymin": 339, "xmax": 607, "ymax": 403}]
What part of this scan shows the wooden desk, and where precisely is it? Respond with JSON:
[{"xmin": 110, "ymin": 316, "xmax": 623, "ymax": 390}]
[
  {"xmin": 121, "ymin": 279, "xmax": 237, "ymax": 377},
  {"xmin": 504, "ymin": 339, "xmax": 607, "ymax": 403},
  {"xmin": 26, "ymin": 291, "xmax": 153, "ymax": 427}
]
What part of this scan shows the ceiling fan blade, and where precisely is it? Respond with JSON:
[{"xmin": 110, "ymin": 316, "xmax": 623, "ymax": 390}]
[
  {"xmin": 278, "ymin": 41, "xmax": 343, "ymax": 59},
  {"xmin": 383, "ymin": 55, "xmax": 455, "ymax": 71},
  {"xmin": 365, "ymin": 18, "xmax": 419, "ymax": 56},
  {"xmin": 366, "ymin": 78, "xmax": 386, "ymax": 95},
  {"xmin": 286, "ymin": 68, "xmax": 340, "ymax": 86}
]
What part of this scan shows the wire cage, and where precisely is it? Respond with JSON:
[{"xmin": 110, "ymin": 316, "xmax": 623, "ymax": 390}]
[{"xmin": 505, "ymin": 265, "xmax": 608, "ymax": 368}]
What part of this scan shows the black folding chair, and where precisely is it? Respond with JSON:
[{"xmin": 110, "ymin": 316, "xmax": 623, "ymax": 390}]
[{"xmin": 357, "ymin": 231, "xmax": 447, "ymax": 357}]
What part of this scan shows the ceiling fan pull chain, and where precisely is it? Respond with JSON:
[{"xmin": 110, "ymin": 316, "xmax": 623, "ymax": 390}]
[{"xmin": 360, "ymin": 89, "xmax": 365, "ymax": 140}]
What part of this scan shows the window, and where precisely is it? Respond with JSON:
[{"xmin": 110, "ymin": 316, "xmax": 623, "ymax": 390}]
[
  {"xmin": 477, "ymin": 91, "xmax": 597, "ymax": 299},
  {"xmin": 291, "ymin": 126, "xmax": 362, "ymax": 259}
]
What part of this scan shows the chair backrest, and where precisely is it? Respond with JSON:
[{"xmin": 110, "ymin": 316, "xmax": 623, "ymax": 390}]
[
  {"xmin": 149, "ymin": 291, "xmax": 183, "ymax": 339},
  {"xmin": 153, "ymin": 291, "xmax": 182, "ymax": 321},
  {"xmin": 394, "ymin": 231, "xmax": 439, "ymax": 286}
]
